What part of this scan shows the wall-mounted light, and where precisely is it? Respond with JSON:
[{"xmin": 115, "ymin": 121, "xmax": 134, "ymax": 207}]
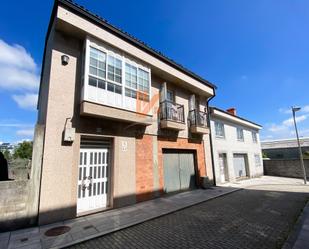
[{"xmin": 61, "ymin": 55, "xmax": 70, "ymax": 65}]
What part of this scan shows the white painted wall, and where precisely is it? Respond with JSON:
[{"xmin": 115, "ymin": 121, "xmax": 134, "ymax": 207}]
[{"xmin": 210, "ymin": 115, "xmax": 263, "ymax": 184}]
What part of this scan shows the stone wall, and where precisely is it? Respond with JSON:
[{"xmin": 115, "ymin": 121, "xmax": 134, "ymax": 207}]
[
  {"xmin": 263, "ymin": 159, "xmax": 309, "ymax": 179},
  {"xmin": 0, "ymin": 180, "xmax": 30, "ymax": 232}
]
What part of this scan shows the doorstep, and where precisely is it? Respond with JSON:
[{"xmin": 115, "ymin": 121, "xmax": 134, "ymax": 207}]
[{"xmin": 1, "ymin": 186, "xmax": 239, "ymax": 249}]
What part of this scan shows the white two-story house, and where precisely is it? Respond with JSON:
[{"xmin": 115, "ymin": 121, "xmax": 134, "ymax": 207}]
[{"xmin": 210, "ymin": 107, "xmax": 263, "ymax": 184}]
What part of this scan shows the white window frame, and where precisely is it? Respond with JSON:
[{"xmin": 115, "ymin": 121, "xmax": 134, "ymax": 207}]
[
  {"xmin": 237, "ymin": 127, "xmax": 244, "ymax": 142},
  {"xmin": 83, "ymin": 37, "xmax": 152, "ymax": 111},
  {"xmin": 215, "ymin": 121, "xmax": 225, "ymax": 138}
]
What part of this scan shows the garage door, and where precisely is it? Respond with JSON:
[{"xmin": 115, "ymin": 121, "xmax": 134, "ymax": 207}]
[
  {"xmin": 163, "ymin": 151, "xmax": 196, "ymax": 193},
  {"xmin": 233, "ymin": 154, "xmax": 247, "ymax": 178}
]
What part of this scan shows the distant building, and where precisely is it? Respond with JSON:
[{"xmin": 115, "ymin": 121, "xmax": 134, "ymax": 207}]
[
  {"xmin": 0, "ymin": 143, "xmax": 15, "ymax": 153},
  {"xmin": 262, "ymin": 137, "xmax": 309, "ymax": 159},
  {"xmin": 209, "ymin": 107, "xmax": 263, "ymax": 184}
]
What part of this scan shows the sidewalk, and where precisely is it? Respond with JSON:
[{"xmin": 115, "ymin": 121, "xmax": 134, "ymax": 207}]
[
  {"xmin": 282, "ymin": 201, "xmax": 309, "ymax": 249},
  {"xmin": 0, "ymin": 186, "xmax": 239, "ymax": 249}
]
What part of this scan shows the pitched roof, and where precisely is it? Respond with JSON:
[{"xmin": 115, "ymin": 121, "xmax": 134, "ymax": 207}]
[
  {"xmin": 210, "ymin": 107, "xmax": 262, "ymax": 128},
  {"xmin": 53, "ymin": 0, "xmax": 216, "ymax": 89}
]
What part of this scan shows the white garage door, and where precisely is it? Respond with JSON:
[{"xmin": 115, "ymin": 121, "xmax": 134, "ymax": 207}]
[{"xmin": 233, "ymin": 154, "xmax": 248, "ymax": 178}]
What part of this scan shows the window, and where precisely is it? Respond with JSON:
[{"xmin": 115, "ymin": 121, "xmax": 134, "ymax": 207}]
[
  {"xmin": 125, "ymin": 62, "xmax": 150, "ymax": 101},
  {"xmin": 138, "ymin": 69, "xmax": 150, "ymax": 93},
  {"xmin": 252, "ymin": 132, "xmax": 258, "ymax": 143},
  {"xmin": 125, "ymin": 63, "xmax": 137, "ymax": 89},
  {"xmin": 88, "ymin": 47, "xmax": 107, "ymax": 89},
  {"xmin": 107, "ymin": 55, "xmax": 122, "ymax": 83},
  {"xmin": 166, "ymin": 90, "xmax": 174, "ymax": 102},
  {"xmin": 237, "ymin": 128, "xmax": 244, "ymax": 141},
  {"xmin": 255, "ymin": 154, "xmax": 261, "ymax": 167},
  {"xmin": 215, "ymin": 122, "xmax": 225, "ymax": 138},
  {"xmin": 85, "ymin": 40, "xmax": 151, "ymax": 109}
]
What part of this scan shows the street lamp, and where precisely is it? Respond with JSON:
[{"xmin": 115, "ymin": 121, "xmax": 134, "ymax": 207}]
[{"xmin": 292, "ymin": 106, "xmax": 307, "ymax": 184}]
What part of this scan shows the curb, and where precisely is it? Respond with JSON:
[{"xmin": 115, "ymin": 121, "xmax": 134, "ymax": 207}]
[{"xmin": 57, "ymin": 188, "xmax": 242, "ymax": 249}]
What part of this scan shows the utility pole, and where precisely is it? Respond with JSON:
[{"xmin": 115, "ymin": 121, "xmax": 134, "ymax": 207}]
[{"xmin": 292, "ymin": 107, "xmax": 307, "ymax": 184}]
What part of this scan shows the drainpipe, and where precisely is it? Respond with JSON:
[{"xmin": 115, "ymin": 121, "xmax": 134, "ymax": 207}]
[{"xmin": 206, "ymin": 89, "xmax": 216, "ymax": 186}]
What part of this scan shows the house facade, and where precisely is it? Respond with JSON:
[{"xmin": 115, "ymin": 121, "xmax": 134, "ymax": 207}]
[
  {"xmin": 210, "ymin": 107, "xmax": 263, "ymax": 184},
  {"xmin": 35, "ymin": 0, "xmax": 216, "ymax": 225}
]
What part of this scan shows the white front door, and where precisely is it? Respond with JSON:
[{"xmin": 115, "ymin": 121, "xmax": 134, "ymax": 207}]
[
  {"xmin": 77, "ymin": 148, "xmax": 110, "ymax": 214},
  {"xmin": 219, "ymin": 153, "xmax": 227, "ymax": 183}
]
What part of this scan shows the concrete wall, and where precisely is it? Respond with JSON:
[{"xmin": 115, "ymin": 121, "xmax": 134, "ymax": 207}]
[
  {"xmin": 263, "ymin": 147, "xmax": 309, "ymax": 159},
  {"xmin": 0, "ymin": 180, "xmax": 29, "ymax": 232},
  {"xmin": 264, "ymin": 159, "xmax": 309, "ymax": 179},
  {"xmin": 210, "ymin": 117, "xmax": 263, "ymax": 184}
]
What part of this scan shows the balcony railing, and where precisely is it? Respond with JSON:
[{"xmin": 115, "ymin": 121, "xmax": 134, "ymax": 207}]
[
  {"xmin": 189, "ymin": 110, "xmax": 208, "ymax": 127},
  {"xmin": 160, "ymin": 100, "xmax": 185, "ymax": 123}
]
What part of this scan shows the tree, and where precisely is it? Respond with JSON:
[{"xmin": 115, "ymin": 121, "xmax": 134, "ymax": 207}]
[
  {"xmin": 13, "ymin": 141, "xmax": 33, "ymax": 160},
  {"xmin": 303, "ymin": 151, "xmax": 309, "ymax": 160},
  {"xmin": 2, "ymin": 150, "xmax": 11, "ymax": 161}
]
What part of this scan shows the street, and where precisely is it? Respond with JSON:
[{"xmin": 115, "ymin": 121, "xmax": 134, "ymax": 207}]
[{"xmin": 67, "ymin": 183, "xmax": 309, "ymax": 249}]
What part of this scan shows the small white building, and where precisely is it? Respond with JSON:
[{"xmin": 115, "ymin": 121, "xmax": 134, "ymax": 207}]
[{"xmin": 209, "ymin": 107, "xmax": 263, "ymax": 184}]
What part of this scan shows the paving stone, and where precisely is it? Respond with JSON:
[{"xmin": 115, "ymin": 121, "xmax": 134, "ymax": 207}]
[{"xmin": 66, "ymin": 185, "xmax": 309, "ymax": 249}]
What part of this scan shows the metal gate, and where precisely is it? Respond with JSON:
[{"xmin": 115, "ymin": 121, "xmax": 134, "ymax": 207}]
[
  {"xmin": 163, "ymin": 151, "xmax": 196, "ymax": 193},
  {"xmin": 233, "ymin": 154, "xmax": 247, "ymax": 178},
  {"xmin": 77, "ymin": 146, "xmax": 110, "ymax": 214}
]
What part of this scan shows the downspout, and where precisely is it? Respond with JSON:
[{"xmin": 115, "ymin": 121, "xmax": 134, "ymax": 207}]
[{"xmin": 206, "ymin": 89, "xmax": 216, "ymax": 186}]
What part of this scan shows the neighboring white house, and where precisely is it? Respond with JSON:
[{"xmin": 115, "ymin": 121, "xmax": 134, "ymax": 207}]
[{"xmin": 209, "ymin": 107, "xmax": 263, "ymax": 184}]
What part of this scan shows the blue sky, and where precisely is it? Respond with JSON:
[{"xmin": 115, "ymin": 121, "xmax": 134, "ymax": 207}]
[{"xmin": 0, "ymin": 0, "xmax": 308, "ymax": 143}]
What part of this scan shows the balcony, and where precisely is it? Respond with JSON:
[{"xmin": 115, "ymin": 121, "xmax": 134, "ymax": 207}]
[
  {"xmin": 159, "ymin": 100, "xmax": 186, "ymax": 130},
  {"xmin": 189, "ymin": 110, "xmax": 210, "ymax": 134}
]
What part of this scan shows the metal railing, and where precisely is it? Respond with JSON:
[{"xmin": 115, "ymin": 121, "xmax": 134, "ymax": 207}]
[
  {"xmin": 189, "ymin": 109, "xmax": 208, "ymax": 127},
  {"xmin": 160, "ymin": 100, "xmax": 185, "ymax": 123}
]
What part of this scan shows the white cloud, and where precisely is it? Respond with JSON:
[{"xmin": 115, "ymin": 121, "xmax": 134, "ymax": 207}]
[
  {"xmin": 302, "ymin": 105, "xmax": 309, "ymax": 113},
  {"xmin": 0, "ymin": 39, "xmax": 40, "ymax": 112},
  {"xmin": 0, "ymin": 123, "xmax": 33, "ymax": 127},
  {"xmin": 278, "ymin": 107, "xmax": 291, "ymax": 114},
  {"xmin": 12, "ymin": 93, "xmax": 38, "ymax": 110},
  {"xmin": 0, "ymin": 67, "xmax": 39, "ymax": 91},
  {"xmin": 282, "ymin": 115, "xmax": 307, "ymax": 126},
  {"xmin": 0, "ymin": 39, "xmax": 36, "ymax": 71},
  {"xmin": 16, "ymin": 128, "xmax": 34, "ymax": 137}
]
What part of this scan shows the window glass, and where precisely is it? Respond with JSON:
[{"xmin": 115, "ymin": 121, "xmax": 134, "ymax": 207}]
[
  {"xmin": 107, "ymin": 55, "xmax": 122, "ymax": 83},
  {"xmin": 107, "ymin": 82, "xmax": 122, "ymax": 95},
  {"xmin": 125, "ymin": 63, "xmax": 137, "ymax": 89},
  {"xmin": 167, "ymin": 90, "xmax": 174, "ymax": 102},
  {"xmin": 215, "ymin": 122, "xmax": 225, "ymax": 138},
  {"xmin": 138, "ymin": 68, "xmax": 149, "ymax": 93},
  {"xmin": 252, "ymin": 132, "xmax": 258, "ymax": 143},
  {"xmin": 89, "ymin": 47, "xmax": 106, "ymax": 79},
  {"xmin": 237, "ymin": 128, "xmax": 244, "ymax": 141},
  {"xmin": 125, "ymin": 88, "xmax": 137, "ymax": 99}
]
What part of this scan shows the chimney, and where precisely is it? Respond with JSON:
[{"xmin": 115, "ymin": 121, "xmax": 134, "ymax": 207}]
[{"xmin": 227, "ymin": 108, "xmax": 237, "ymax": 116}]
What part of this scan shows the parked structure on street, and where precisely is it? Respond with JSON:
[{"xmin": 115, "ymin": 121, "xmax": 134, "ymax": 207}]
[
  {"xmin": 262, "ymin": 137, "xmax": 309, "ymax": 159},
  {"xmin": 33, "ymin": 0, "xmax": 216, "ymax": 225},
  {"xmin": 209, "ymin": 107, "xmax": 263, "ymax": 184}
]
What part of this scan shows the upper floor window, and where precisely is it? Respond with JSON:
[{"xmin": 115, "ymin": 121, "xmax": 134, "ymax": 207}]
[
  {"xmin": 107, "ymin": 55, "xmax": 122, "ymax": 84},
  {"xmin": 252, "ymin": 132, "xmax": 258, "ymax": 143},
  {"xmin": 84, "ymin": 39, "xmax": 151, "ymax": 110},
  {"xmin": 215, "ymin": 121, "xmax": 225, "ymax": 138},
  {"xmin": 125, "ymin": 63, "xmax": 150, "ymax": 101},
  {"xmin": 166, "ymin": 90, "xmax": 174, "ymax": 102},
  {"xmin": 255, "ymin": 154, "xmax": 261, "ymax": 167},
  {"xmin": 237, "ymin": 128, "xmax": 244, "ymax": 141}
]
